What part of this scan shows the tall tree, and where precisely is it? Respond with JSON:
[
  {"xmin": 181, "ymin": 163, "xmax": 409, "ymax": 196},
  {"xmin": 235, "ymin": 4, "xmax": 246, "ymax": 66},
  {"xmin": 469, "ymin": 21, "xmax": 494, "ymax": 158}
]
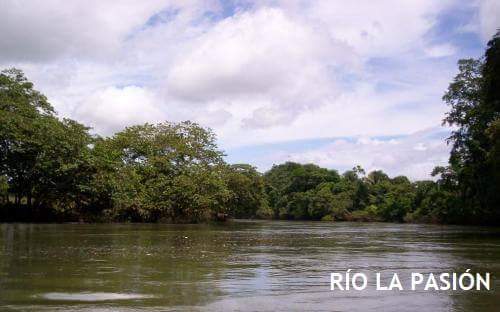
[
  {"xmin": 0, "ymin": 68, "xmax": 55, "ymax": 206},
  {"xmin": 0, "ymin": 68, "xmax": 94, "ymax": 219},
  {"xmin": 481, "ymin": 31, "xmax": 500, "ymax": 219},
  {"xmin": 225, "ymin": 164, "xmax": 270, "ymax": 218},
  {"xmin": 94, "ymin": 122, "xmax": 230, "ymax": 222},
  {"xmin": 440, "ymin": 31, "xmax": 500, "ymax": 223}
]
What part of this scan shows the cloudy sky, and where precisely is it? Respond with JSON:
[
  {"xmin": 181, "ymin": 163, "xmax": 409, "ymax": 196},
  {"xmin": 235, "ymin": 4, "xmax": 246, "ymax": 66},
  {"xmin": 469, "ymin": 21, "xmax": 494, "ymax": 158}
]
[{"xmin": 1, "ymin": 0, "xmax": 499, "ymax": 179}]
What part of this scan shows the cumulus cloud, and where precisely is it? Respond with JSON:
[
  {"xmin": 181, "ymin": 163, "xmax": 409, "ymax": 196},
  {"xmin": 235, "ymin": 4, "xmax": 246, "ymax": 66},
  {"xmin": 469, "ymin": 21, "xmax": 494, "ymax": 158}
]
[
  {"xmin": 0, "ymin": 0, "xmax": 465, "ymax": 135},
  {"xmin": 242, "ymin": 106, "xmax": 294, "ymax": 129},
  {"xmin": 193, "ymin": 108, "xmax": 233, "ymax": 127},
  {"xmin": 299, "ymin": 0, "xmax": 453, "ymax": 57},
  {"xmin": 285, "ymin": 128, "xmax": 450, "ymax": 180},
  {"xmin": 424, "ymin": 44, "xmax": 457, "ymax": 58},
  {"xmin": 168, "ymin": 8, "xmax": 350, "ymax": 98},
  {"xmin": 167, "ymin": 7, "xmax": 354, "ymax": 128},
  {"xmin": 0, "ymin": 0, "xmax": 169, "ymax": 62},
  {"xmin": 0, "ymin": 0, "xmax": 490, "ymax": 178},
  {"xmin": 74, "ymin": 86, "xmax": 166, "ymax": 135},
  {"xmin": 478, "ymin": 0, "xmax": 500, "ymax": 41}
]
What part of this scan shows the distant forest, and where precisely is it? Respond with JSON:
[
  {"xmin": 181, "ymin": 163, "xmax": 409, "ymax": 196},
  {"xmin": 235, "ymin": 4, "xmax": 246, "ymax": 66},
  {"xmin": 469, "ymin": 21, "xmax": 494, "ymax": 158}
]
[{"xmin": 1, "ymin": 32, "xmax": 499, "ymax": 225}]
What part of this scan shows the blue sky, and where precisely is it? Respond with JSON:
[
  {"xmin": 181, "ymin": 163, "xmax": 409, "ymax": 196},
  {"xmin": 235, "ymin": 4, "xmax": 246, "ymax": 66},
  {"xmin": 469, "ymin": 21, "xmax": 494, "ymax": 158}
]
[{"xmin": 1, "ymin": 0, "xmax": 498, "ymax": 179}]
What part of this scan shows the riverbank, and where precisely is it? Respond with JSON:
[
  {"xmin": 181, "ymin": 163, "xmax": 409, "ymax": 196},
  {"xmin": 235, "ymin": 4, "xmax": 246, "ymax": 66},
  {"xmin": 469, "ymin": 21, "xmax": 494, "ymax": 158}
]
[{"xmin": 3, "ymin": 58, "xmax": 500, "ymax": 226}]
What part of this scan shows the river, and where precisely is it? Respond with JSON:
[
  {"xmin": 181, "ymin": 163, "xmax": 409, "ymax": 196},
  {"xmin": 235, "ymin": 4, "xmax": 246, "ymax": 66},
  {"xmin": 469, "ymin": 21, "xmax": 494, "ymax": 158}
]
[{"xmin": 0, "ymin": 221, "xmax": 499, "ymax": 311}]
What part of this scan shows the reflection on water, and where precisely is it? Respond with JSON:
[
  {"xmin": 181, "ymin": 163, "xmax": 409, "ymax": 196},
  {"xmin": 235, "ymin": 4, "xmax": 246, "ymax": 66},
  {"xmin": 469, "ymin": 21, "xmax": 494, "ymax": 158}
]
[
  {"xmin": 39, "ymin": 292, "xmax": 153, "ymax": 301},
  {"xmin": 0, "ymin": 221, "xmax": 499, "ymax": 311}
]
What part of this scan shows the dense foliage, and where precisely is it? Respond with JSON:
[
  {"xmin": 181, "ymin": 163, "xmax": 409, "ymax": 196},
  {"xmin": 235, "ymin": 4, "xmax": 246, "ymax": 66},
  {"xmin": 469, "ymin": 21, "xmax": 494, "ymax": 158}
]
[
  {"xmin": 0, "ymin": 33, "xmax": 498, "ymax": 224},
  {"xmin": 264, "ymin": 163, "xmax": 431, "ymax": 223},
  {"xmin": 432, "ymin": 31, "xmax": 500, "ymax": 224}
]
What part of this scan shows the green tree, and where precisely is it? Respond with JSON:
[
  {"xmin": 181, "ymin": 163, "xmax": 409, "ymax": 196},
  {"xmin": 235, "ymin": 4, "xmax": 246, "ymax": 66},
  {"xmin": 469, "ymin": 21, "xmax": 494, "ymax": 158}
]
[
  {"xmin": 30, "ymin": 118, "xmax": 94, "ymax": 215},
  {"xmin": 0, "ymin": 68, "xmax": 93, "ymax": 220},
  {"xmin": 381, "ymin": 176, "xmax": 415, "ymax": 222},
  {"xmin": 0, "ymin": 68, "xmax": 55, "ymax": 206},
  {"xmin": 225, "ymin": 164, "xmax": 270, "ymax": 219},
  {"xmin": 93, "ymin": 122, "xmax": 230, "ymax": 222},
  {"xmin": 0, "ymin": 175, "xmax": 7, "ymax": 203},
  {"xmin": 308, "ymin": 184, "xmax": 335, "ymax": 220},
  {"xmin": 264, "ymin": 162, "xmax": 340, "ymax": 218},
  {"xmin": 438, "ymin": 31, "xmax": 500, "ymax": 224}
]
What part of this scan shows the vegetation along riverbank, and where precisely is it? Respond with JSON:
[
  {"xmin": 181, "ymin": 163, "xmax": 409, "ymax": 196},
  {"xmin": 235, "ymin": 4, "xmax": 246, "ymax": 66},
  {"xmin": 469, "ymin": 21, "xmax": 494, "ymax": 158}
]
[{"xmin": 1, "ymin": 32, "xmax": 499, "ymax": 225}]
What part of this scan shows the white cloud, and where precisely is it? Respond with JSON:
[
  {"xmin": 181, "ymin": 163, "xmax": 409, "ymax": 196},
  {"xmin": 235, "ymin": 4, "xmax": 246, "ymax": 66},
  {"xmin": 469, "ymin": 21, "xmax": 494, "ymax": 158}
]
[
  {"xmin": 0, "ymin": 0, "xmax": 485, "ymax": 179},
  {"xmin": 193, "ymin": 108, "xmax": 233, "ymax": 127},
  {"xmin": 168, "ymin": 8, "xmax": 350, "ymax": 98},
  {"xmin": 1, "ymin": 1, "xmax": 458, "ymax": 137},
  {"xmin": 478, "ymin": 0, "xmax": 500, "ymax": 41},
  {"xmin": 284, "ymin": 128, "xmax": 450, "ymax": 180},
  {"xmin": 0, "ymin": 0, "xmax": 169, "ymax": 62},
  {"xmin": 298, "ymin": 0, "xmax": 453, "ymax": 57},
  {"xmin": 74, "ymin": 86, "xmax": 166, "ymax": 135},
  {"xmin": 167, "ymin": 7, "xmax": 355, "ymax": 128},
  {"xmin": 424, "ymin": 44, "xmax": 457, "ymax": 58}
]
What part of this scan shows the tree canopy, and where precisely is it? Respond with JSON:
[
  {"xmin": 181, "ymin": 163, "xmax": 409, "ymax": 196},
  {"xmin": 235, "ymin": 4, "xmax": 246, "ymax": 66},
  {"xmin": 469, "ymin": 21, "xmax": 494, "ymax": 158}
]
[
  {"xmin": 1, "ymin": 31, "xmax": 499, "ymax": 225},
  {"xmin": 436, "ymin": 31, "xmax": 500, "ymax": 224}
]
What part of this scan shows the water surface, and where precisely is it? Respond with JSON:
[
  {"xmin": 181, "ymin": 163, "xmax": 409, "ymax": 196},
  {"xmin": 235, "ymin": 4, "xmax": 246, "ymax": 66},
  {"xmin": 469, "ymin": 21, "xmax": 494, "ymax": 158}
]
[{"xmin": 0, "ymin": 221, "xmax": 499, "ymax": 311}]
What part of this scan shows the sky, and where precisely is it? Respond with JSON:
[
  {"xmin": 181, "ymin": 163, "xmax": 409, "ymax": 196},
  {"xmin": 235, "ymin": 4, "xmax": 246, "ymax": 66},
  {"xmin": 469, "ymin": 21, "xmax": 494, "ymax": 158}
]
[{"xmin": 1, "ymin": 0, "xmax": 499, "ymax": 180}]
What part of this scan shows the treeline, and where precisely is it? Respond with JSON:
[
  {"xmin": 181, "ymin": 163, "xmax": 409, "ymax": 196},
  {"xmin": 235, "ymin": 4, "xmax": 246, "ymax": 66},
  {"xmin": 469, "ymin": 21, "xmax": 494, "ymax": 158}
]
[
  {"xmin": 236, "ymin": 160, "xmax": 495, "ymax": 224},
  {"xmin": 0, "ymin": 32, "xmax": 499, "ymax": 225}
]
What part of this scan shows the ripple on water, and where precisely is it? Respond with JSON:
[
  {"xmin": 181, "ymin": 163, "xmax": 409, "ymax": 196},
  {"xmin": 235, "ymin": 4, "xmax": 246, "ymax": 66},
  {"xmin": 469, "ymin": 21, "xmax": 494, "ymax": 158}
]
[
  {"xmin": 95, "ymin": 266, "xmax": 123, "ymax": 274},
  {"xmin": 37, "ymin": 292, "xmax": 153, "ymax": 302}
]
